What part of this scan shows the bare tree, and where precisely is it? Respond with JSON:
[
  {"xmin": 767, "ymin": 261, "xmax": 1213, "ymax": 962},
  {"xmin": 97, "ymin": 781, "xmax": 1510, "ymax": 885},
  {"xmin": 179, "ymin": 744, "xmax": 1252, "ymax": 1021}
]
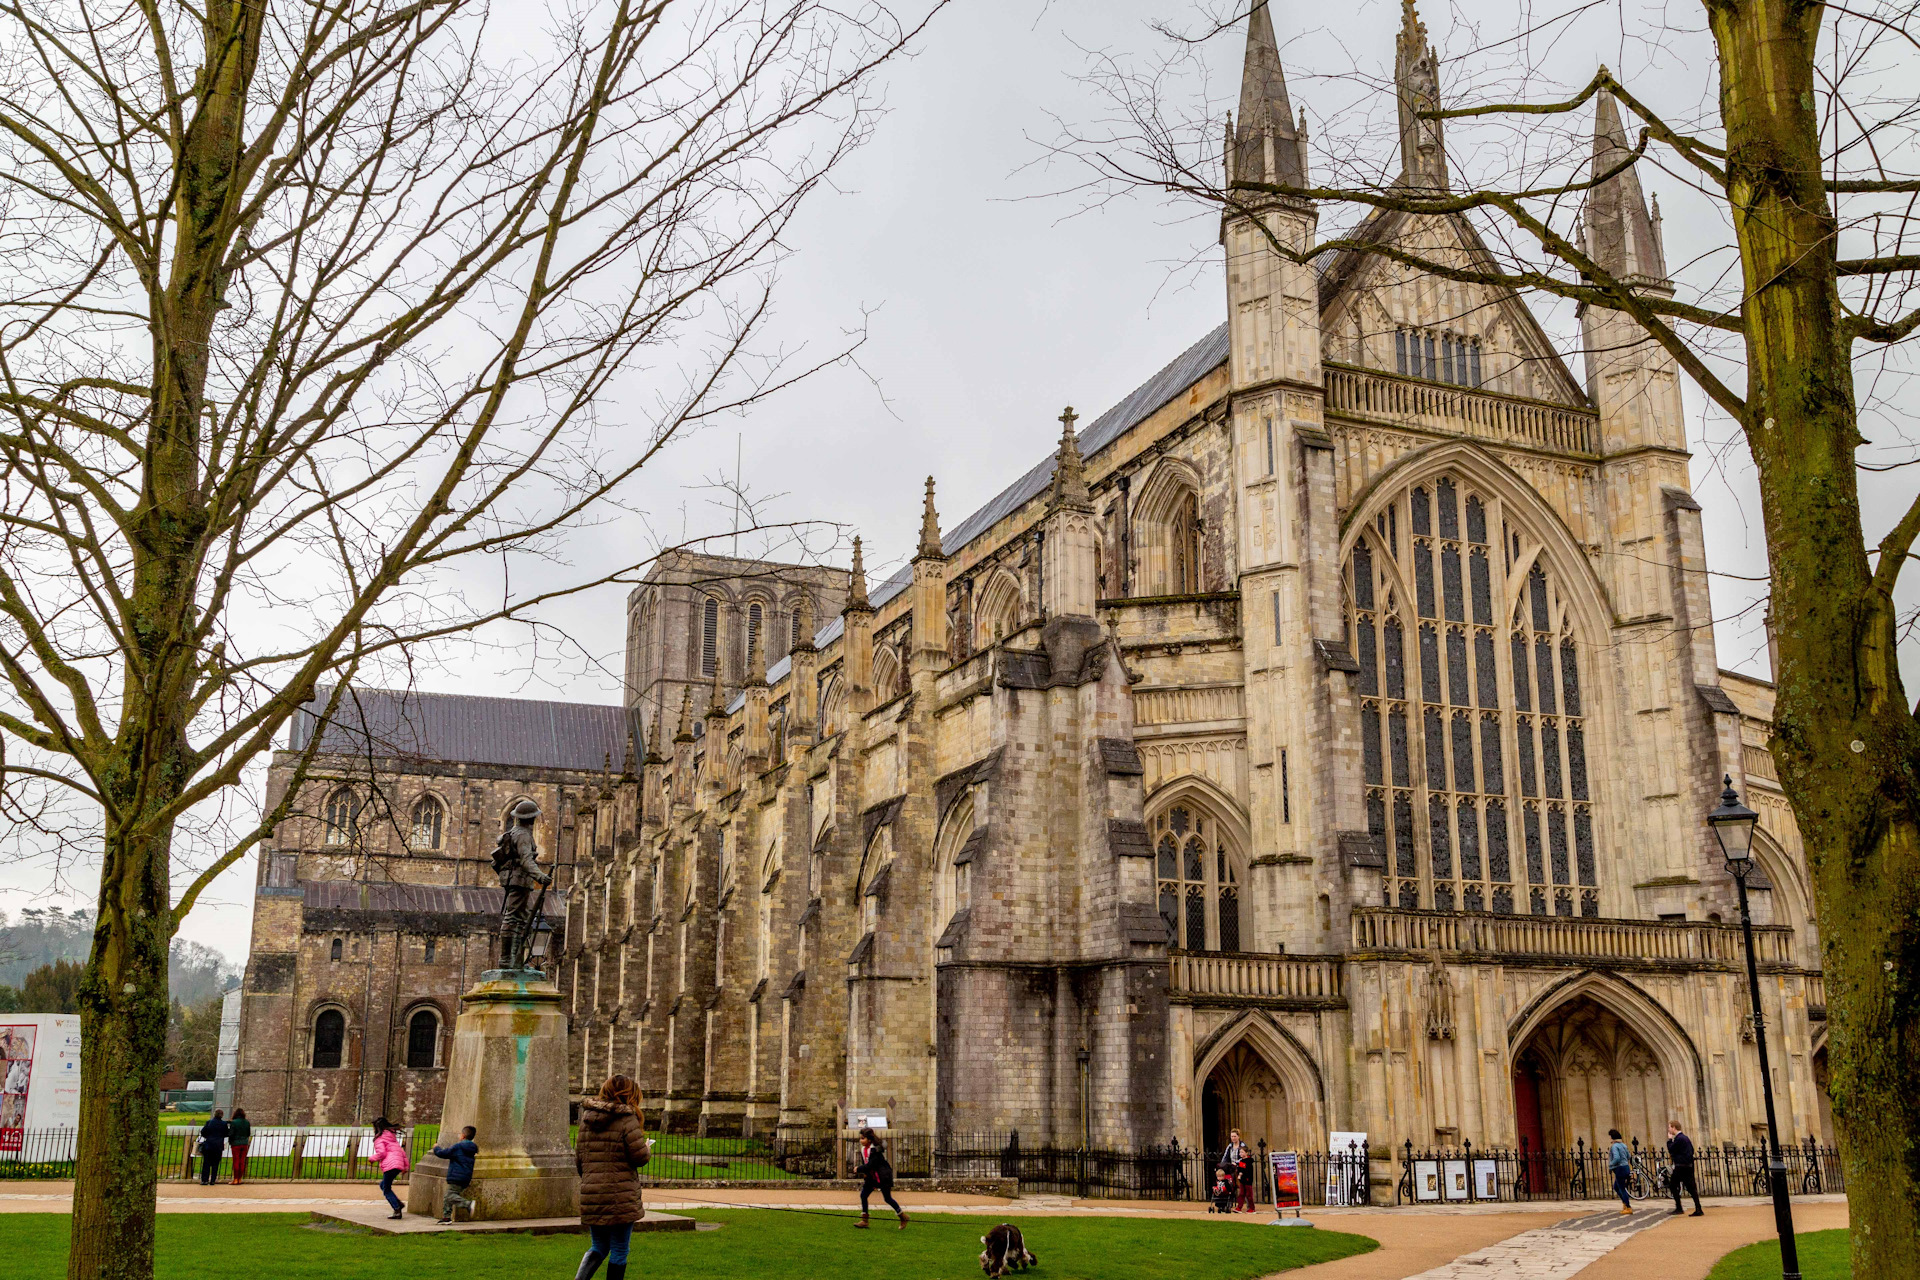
[
  {"xmin": 0, "ymin": 1, "xmax": 944, "ymax": 1276},
  {"xmin": 1066, "ymin": 0, "xmax": 1920, "ymax": 1269}
]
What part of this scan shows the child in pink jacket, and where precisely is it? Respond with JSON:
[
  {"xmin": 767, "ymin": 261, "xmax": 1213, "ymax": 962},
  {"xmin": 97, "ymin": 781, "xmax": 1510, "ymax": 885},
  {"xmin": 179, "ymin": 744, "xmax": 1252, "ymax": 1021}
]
[{"xmin": 372, "ymin": 1118, "xmax": 410, "ymax": 1219}]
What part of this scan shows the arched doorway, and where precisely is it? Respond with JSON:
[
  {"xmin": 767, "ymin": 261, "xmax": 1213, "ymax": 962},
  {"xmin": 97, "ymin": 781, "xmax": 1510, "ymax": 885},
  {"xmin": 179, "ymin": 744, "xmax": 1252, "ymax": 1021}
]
[
  {"xmin": 1511, "ymin": 996, "xmax": 1670, "ymax": 1150},
  {"xmin": 1202, "ymin": 1043, "xmax": 1290, "ymax": 1157}
]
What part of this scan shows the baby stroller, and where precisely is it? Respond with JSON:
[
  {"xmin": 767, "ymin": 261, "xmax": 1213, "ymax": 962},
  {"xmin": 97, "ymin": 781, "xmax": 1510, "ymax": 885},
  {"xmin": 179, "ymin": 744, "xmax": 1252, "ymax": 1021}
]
[{"xmin": 1210, "ymin": 1168, "xmax": 1237, "ymax": 1213}]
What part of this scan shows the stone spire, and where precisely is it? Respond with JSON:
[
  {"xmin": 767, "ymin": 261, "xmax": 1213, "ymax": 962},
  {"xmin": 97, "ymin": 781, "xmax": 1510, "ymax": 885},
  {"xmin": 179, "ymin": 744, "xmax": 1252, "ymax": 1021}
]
[
  {"xmin": 845, "ymin": 535, "xmax": 871, "ymax": 611},
  {"xmin": 916, "ymin": 477, "xmax": 945, "ymax": 561},
  {"xmin": 1584, "ymin": 87, "xmax": 1668, "ymax": 284},
  {"xmin": 1049, "ymin": 407, "xmax": 1091, "ymax": 511},
  {"xmin": 645, "ymin": 697, "xmax": 667, "ymax": 762},
  {"xmin": 674, "ymin": 687, "xmax": 694, "ymax": 741},
  {"xmin": 622, "ymin": 728, "xmax": 637, "ymax": 777},
  {"xmin": 1231, "ymin": 0, "xmax": 1307, "ymax": 188},
  {"xmin": 1395, "ymin": 0, "xmax": 1448, "ymax": 188}
]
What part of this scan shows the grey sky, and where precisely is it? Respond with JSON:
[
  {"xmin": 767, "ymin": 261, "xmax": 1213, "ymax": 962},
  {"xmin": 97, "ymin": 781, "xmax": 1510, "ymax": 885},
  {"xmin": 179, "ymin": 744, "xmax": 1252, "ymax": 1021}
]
[{"xmin": 9, "ymin": 0, "xmax": 1908, "ymax": 967}]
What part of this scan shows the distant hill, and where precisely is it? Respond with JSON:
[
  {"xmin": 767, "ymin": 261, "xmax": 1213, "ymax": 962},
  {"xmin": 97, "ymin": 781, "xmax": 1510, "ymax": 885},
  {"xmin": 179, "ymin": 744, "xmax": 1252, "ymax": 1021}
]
[{"xmin": 0, "ymin": 907, "xmax": 240, "ymax": 1005}]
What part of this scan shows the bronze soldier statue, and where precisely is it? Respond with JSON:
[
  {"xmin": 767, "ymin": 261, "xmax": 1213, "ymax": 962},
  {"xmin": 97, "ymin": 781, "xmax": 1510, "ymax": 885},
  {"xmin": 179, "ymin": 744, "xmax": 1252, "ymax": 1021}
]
[{"xmin": 492, "ymin": 798, "xmax": 553, "ymax": 971}]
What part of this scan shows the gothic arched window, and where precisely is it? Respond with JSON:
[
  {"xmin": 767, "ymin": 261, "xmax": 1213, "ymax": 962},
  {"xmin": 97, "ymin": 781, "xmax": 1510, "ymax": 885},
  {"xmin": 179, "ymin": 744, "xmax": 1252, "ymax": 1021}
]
[
  {"xmin": 701, "ymin": 598, "xmax": 719, "ymax": 676},
  {"xmin": 410, "ymin": 796, "xmax": 444, "ymax": 851},
  {"xmin": 747, "ymin": 602, "xmax": 764, "ymax": 663},
  {"xmin": 1153, "ymin": 805, "xmax": 1242, "ymax": 951},
  {"xmin": 1172, "ymin": 491, "xmax": 1203, "ymax": 595},
  {"xmin": 323, "ymin": 787, "xmax": 360, "ymax": 845},
  {"xmin": 1347, "ymin": 476, "xmax": 1598, "ymax": 918}
]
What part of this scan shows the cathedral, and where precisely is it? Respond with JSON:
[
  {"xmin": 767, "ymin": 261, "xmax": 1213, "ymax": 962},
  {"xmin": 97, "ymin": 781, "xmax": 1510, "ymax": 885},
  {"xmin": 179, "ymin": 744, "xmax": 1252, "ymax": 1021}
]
[{"xmin": 240, "ymin": 0, "xmax": 1831, "ymax": 1169}]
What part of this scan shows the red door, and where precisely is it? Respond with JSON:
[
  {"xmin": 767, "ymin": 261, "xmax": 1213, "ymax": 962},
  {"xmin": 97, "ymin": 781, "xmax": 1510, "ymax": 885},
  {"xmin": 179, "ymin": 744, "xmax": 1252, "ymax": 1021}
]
[{"xmin": 1513, "ymin": 1069, "xmax": 1546, "ymax": 1192}]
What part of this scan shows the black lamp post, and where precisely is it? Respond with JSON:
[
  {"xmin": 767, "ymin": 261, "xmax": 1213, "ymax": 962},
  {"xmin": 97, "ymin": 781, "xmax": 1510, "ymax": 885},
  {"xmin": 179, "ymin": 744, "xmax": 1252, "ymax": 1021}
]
[{"xmin": 1706, "ymin": 775, "xmax": 1800, "ymax": 1280}]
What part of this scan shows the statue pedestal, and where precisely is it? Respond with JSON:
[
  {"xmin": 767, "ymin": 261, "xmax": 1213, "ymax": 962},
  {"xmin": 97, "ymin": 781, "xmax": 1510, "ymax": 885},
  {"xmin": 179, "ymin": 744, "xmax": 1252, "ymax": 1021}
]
[{"xmin": 408, "ymin": 969, "xmax": 578, "ymax": 1221}]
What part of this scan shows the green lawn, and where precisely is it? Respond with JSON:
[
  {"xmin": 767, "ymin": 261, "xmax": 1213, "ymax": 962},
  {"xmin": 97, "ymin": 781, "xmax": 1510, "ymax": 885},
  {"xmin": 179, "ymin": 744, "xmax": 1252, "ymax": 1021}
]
[
  {"xmin": 0, "ymin": 1210, "xmax": 1376, "ymax": 1279},
  {"xmin": 1708, "ymin": 1229, "xmax": 1849, "ymax": 1280}
]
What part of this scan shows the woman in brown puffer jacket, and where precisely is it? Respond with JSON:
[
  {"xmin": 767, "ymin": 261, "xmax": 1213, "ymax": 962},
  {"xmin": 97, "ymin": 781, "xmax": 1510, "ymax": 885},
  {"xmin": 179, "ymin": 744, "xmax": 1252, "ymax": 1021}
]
[{"xmin": 574, "ymin": 1074, "xmax": 652, "ymax": 1280}]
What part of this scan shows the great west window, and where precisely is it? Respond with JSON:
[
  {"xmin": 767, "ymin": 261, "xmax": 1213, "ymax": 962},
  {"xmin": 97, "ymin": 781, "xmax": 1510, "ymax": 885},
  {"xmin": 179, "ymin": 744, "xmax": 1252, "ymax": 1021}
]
[{"xmin": 1346, "ymin": 476, "xmax": 1598, "ymax": 917}]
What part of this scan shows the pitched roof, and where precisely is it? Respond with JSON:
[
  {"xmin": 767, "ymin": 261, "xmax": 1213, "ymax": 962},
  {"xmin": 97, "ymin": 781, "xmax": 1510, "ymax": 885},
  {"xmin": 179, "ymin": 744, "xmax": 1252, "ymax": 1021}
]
[
  {"xmin": 302, "ymin": 880, "xmax": 567, "ymax": 923},
  {"xmin": 290, "ymin": 686, "xmax": 639, "ymax": 772},
  {"xmin": 769, "ymin": 322, "xmax": 1231, "ymax": 694}
]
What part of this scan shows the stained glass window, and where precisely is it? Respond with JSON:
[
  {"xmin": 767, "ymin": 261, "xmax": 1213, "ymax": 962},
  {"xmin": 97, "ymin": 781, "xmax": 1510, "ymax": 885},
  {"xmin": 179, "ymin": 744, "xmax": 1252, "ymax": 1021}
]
[
  {"xmin": 1345, "ymin": 474, "xmax": 1599, "ymax": 916},
  {"xmin": 1152, "ymin": 807, "xmax": 1242, "ymax": 951}
]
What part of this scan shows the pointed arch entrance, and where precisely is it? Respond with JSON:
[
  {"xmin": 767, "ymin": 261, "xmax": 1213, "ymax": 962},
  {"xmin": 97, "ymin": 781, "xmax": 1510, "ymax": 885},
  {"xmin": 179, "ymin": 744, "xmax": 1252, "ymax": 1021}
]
[
  {"xmin": 1508, "ymin": 974, "xmax": 1704, "ymax": 1152},
  {"xmin": 1191, "ymin": 1012, "xmax": 1324, "ymax": 1159}
]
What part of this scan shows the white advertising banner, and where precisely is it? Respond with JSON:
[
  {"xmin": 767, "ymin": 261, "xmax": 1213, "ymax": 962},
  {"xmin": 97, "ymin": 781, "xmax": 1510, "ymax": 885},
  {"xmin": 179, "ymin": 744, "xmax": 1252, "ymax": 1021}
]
[{"xmin": 0, "ymin": 1016, "xmax": 81, "ymax": 1158}]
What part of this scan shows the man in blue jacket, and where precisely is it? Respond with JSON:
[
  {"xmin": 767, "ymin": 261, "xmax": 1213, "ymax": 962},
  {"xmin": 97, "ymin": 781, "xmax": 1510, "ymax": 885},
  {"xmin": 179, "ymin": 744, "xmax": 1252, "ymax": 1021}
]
[{"xmin": 431, "ymin": 1126, "xmax": 480, "ymax": 1225}]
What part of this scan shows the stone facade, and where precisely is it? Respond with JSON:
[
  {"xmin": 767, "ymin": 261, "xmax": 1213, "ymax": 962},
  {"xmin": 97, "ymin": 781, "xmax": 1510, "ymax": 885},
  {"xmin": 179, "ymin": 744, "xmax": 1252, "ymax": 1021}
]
[
  {"xmin": 247, "ymin": 1, "xmax": 1834, "ymax": 1168},
  {"xmin": 233, "ymin": 689, "xmax": 634, "ymax": 1125},
  {"xmin": 623, "ymin": 550, "xmax": 850, "ymax": 741},
  {"xmin": 559, "ymin": 0, "xmax": 1829, "ymax": 1163}
]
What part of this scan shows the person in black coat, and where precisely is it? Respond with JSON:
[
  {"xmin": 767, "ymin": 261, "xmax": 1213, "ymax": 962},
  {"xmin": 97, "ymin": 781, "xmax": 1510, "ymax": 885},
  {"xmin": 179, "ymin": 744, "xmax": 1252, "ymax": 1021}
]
[
  {"xmin": 852, "ymin": 1127, "xmax": 907, "ymax": 1230},
  {"xmin": 197, "ymin": 1110, "xmax": 231, "ymax": 1186},
  {"xmin": 1666, "ymin": 1121, "xmax": 1704, "ymax": 1215}
]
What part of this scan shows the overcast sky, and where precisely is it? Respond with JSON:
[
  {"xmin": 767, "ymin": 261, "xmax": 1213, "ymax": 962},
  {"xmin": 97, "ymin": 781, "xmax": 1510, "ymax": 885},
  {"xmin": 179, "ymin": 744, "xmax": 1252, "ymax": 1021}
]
[{"xmin": 9, "ymin": 0, "xmax": 1910, "ymax": 968}]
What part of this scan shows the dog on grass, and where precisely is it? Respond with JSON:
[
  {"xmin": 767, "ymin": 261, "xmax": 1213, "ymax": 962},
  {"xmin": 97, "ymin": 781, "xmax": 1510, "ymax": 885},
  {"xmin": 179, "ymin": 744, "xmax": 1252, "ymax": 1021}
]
[{"xmin": 979, "ymin": 1223, "xmax": 1037, "ymax": 1277}]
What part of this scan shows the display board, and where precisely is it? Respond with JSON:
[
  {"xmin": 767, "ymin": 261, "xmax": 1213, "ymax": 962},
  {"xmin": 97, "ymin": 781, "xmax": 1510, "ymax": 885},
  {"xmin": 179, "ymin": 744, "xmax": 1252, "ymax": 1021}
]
[
  {"xmin": 1269, "ymin": 1150, "xmax": 1301, "ymax": 1212},
  {"xmin": 0, "ymin": 1016, "xmax": 81, "ymax": 1158}
]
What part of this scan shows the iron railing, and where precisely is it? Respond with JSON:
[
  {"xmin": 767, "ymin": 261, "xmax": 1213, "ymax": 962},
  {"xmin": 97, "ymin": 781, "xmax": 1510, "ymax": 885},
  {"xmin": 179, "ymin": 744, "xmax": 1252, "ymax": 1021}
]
[{"xmin": 1394, "ymin": 1134, "xmax": 1845, "ymax": 1204}]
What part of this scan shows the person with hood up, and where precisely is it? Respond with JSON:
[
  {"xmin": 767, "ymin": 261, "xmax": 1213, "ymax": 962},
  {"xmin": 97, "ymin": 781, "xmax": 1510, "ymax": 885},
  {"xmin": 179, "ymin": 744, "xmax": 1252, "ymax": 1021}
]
[
  {"xmin": 371, "ymin": 1117, "xmax": 409, "ymax": 1219},
  {"xmin": 573, "ymin": 1074, "xmax": 652, "ymax": 1280}
]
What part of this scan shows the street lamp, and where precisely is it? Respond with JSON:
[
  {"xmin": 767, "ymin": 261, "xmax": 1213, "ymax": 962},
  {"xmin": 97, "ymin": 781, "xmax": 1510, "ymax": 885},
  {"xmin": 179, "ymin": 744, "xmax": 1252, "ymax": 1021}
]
[{"xmin": 1707, "ymin": 775, "xmax": 1800, "ymax": 1280}]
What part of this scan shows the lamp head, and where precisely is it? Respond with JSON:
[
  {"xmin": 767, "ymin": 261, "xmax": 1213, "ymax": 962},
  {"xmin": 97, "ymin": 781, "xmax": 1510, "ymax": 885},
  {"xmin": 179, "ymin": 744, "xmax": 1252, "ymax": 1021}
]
[
  {"xmin": 528, "ymin": 917, "xmax": 555, "ymax": 959},
  {"xmin": 1706, "ymin": 774, "xmax": 1759, "ymax": 877}
]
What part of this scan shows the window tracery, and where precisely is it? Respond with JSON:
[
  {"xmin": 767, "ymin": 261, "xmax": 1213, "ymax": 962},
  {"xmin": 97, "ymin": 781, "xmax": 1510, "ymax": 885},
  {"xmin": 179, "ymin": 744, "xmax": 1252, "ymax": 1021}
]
[
  {"xmin": 323, "ymin": 787, "xmax": 360, "ymax": 846},
  {"xmin": 1153, "ymin": 804, "xmax": 1242, "ymax": 951},
  {"xmin": 1347, "ymin": 475, "xmax": 1598, "ymax": 916},
  {"xmin": 410, "ymin": 796, "xmax": 444, "ymax": 851}
]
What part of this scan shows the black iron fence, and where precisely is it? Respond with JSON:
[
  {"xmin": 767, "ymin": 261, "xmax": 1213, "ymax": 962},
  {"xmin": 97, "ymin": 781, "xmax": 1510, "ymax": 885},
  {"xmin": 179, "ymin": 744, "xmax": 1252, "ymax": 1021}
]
[
  {"xmin": 1394, "ymin": 1134, "xmax": 1846, "ymax": 1205},
  {"xmin": 936, "ymin": 1132, "xmax": 1373, "ymax": 1204},
  {"xmin": 0, "ymin": 1125, "xmax": 450, "ymax": 1182}
]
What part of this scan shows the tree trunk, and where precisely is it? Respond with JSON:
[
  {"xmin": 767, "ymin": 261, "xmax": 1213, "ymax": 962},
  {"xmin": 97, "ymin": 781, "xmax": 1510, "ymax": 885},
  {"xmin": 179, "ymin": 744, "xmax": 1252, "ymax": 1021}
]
[
  {"xmin": 1712, "ymin": 0, "xmax": 1920, "ymax": 1272},
  {"xmin": 69, "ymin": 822, "xmax": 174, "ymax": 1280}
]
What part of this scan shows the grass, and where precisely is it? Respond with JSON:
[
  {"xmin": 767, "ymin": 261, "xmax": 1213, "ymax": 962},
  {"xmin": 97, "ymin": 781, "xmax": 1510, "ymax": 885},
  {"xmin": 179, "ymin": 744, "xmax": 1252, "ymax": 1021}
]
[
  {"xmin": 1708, "ymin": 1228, "xmax": 1850, "ymax": 1280},
  {"xmin": 0, "ymin": 1210, "xmax": 1376, "ymax": 1279}
]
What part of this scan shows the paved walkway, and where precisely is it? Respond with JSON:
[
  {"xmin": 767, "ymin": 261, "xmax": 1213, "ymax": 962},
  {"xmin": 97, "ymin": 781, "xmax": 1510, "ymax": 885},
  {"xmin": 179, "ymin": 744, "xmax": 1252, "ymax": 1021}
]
[{"xmin": 0, "ymin": 1181, "xmax": 1848, "ymax": 1280}]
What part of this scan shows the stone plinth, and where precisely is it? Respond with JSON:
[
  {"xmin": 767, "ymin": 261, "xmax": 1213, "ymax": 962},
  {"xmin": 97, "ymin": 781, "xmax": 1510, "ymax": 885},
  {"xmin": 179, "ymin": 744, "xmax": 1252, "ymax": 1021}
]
[{"xmin": 408, "ymin": 969, "xmax": 578, "ymax": 1221}]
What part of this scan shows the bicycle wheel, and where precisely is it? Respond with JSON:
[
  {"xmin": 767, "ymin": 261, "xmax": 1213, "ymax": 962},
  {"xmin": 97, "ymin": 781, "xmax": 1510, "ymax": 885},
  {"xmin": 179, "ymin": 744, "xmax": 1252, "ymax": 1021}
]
[{"xmin": 1628, "ymin": 1165, "xmax": 1652, "ymax": 1200}]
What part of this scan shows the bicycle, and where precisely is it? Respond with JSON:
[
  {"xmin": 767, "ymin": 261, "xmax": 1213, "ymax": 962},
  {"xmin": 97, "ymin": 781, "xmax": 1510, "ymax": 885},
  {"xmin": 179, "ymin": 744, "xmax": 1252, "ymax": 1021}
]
[{"xmin": 1624, "ymin": 1154, "xmax": 1662, "ymax": 1201}]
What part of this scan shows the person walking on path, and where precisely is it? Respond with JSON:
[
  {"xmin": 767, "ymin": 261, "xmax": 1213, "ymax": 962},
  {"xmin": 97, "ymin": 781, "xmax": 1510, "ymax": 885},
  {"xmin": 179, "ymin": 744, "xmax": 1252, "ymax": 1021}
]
[
  {"xmin": 197, "ymin": 1110, "xmax": 230, "ymax": 1186},
  {"xmin": 228, "ymin": 1109, "xmax": 251, "ymax": 1185},
  {"xmin": 1666, "ymin": 1121, "xmax": 1704, "ymax": 1216},
  {"xmin": 1220, "ymin": 1130, "xmax": 1256, "ymax": 1213},
  {"xmin": 852, "ymin": 1126, "xmax": 907, "ymax": 1229},
  {"xmin": 430, "ymin": 1126, "xmax": 480, "ymax": 1225},
  {"xmin": 573, "ymin": 1074, "xmax": 653, "ymax": 1280},
  {"xmin": 371, "ymin": 1118, "xmax": 409, "ymax": 1220},
  {"xmin": 1607, "ymin": 1129, "xmax": 1633, "ymax": 1215}
]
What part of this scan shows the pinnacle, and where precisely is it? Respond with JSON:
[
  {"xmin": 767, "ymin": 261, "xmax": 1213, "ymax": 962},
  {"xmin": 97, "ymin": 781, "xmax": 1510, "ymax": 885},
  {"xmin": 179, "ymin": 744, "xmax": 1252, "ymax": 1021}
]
[
  {"xmin": 1050, "ymin": 406, "xmax": 1091, "ymax": 511},
  {"xmin": 846, "ymin": 535, "xmax": 870, "ymax": 611},
  {"xmin": 1234, "ymin": 0, "xmax": 1305, "ymax": 186},
  {"xmin": 674, "ymin": 687, "xmax": 694, "ymax": 741},
  {"xmin": 917, "ymin": 476, "xmax": 944, "ymax": 560}
]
